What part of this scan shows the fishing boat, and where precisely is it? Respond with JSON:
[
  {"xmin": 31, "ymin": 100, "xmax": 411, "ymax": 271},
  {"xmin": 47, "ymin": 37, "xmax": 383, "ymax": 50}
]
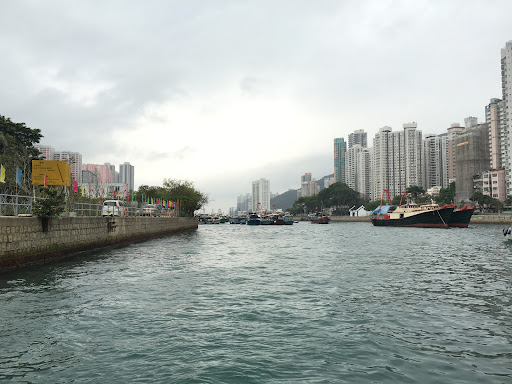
[
  {"xmin": 283, "ymin": 213, "xmax": 294, "ymax": 225},
  {"xmin": 448, "ymin": 205, "xmax": 475, "ymax": 228},
  {"xmin": 260, "ymin": 215, "xmax": 274, "ymax": 225},
  {"xmin": 371, "ymin": 190, "xmax": 453, "ymax": 228},
  {"xmin": 247, "ymin": 213, "xmax": 261, "ymax": 226},
  {"xmin": 274, "ymin": 213, "xmax": 285, "ymax": 225},
  {"xmin": 229, "ymin": 216, "xmax": 242, "ymax": 224},
  {"xmin": 310, "ymin": 212, "xmax": 330, "ymax": 224}
]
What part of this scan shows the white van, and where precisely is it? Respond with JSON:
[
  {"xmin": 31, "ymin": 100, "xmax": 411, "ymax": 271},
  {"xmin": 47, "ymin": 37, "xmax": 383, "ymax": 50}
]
[{"xmin": 102, "ymin": 200, "xmax": 127, "ymax": 217}]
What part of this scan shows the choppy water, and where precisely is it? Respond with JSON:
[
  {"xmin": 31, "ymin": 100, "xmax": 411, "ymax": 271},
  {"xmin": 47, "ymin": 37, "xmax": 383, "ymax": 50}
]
[{"xmin": 1, "ymin": 222, "xmax": 511, "ymax": 383}]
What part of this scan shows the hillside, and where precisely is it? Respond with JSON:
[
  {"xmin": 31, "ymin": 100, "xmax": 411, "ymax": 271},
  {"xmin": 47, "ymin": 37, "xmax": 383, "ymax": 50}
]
[
  {"xmin": 270, "ymin": 189, "xmax": 298, "ymax": 210},
  {"xmin": 271, "ymin": 173, "xmax": 334, "ymax": 210}
]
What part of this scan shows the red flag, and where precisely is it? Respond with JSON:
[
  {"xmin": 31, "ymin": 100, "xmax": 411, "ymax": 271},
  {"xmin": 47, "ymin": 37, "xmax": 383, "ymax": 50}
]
[
  {"xmin": 44, "ymin": 174, "xmax": 48, "ymax": 187},
  {"xmin": 72, "ymin": 180, "xmax": 78, "ymax": 193}
]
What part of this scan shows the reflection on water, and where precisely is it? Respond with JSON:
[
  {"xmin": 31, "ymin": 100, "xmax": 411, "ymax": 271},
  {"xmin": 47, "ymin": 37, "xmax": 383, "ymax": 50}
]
[{"xmin": 1, "ymin": 223, "xmax": 511, "ymax": 383}]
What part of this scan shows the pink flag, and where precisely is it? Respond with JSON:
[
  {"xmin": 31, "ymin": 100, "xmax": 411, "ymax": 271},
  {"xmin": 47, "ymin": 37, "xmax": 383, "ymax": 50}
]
[{"xmin": 72, "ymin": 180, "xmax": 78, "ymax": 193}]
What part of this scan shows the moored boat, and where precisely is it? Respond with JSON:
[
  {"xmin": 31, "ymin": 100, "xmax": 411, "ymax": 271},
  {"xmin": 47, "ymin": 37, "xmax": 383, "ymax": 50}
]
[
  {"xmin": 371, "ymin": 190, "xmax": 453, "ymax": 228},
  {"xmin": 283, "ymin": 213, "xmax": 294, "ymax": 225},
  {"xmin": 260, "ymin": 215, "xmax": 274, "ymax": 225},
  {"xmin": 229, "ymin": 216, "xmax": 242, "ymax": 224},
  {"xmin": 448, "ymin": 205, "xmax": 475, "ymax": 228},
  {"xmin": 247, "ymin": 213, "xmax": 261, "ymax": 226},
  {"xmin": 274, "ymin": 214, "xmax": 285, "ymax": 225},
  {"xmin": 311, "ymin": 212, "xmax": 330, "ymax": 224}
]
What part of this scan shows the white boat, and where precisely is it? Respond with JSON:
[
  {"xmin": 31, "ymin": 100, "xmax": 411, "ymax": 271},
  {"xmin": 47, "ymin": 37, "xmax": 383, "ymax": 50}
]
[{"xmin": 503, "ymin": 226, "xmax": 512, "ymax": 240}]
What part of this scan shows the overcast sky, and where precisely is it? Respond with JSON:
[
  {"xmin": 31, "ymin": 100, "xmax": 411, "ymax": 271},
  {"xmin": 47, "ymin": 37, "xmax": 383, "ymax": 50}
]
[{"xmin": 1, "ymin": 1, "xmax": 511, "ymax": 212}]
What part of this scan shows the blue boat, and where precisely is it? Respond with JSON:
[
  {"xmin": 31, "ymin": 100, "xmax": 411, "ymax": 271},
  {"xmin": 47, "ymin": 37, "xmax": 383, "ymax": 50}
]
[
  {"xmin": 247, "ymin": 213, "xmax": 261, "ymax": 226},
  {"xmin": 283, "ymin": 213, "xmax": 294, "ymax": 225}
]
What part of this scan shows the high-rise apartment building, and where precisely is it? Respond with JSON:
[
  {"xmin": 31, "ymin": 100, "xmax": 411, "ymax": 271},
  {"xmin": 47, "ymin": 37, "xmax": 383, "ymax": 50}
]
[
  {"xmin": 119, "ymin": 162, "xmax": 135, "ymax": 191},
  {"xmin": 104, "ymin": 163, "xmax": 118, "ymax": 183},
  {"xmin": 403, "ymin": 123, "xmax": 423, "ymax": 189},
  {"xmin": 237, "ymin": 193, "xmax": 252, "ymax": 213},
  {"xmin": 446, "ymin": 123, "xmax": 465, "ymax": 182},
  {"xmin": 299, "ymin": 173, "xmax": 318, "ymax": 197},
  {"xmin": 252, "ymin": 178, "xmax": 270, "ymax": 212},
  {"xmin": 372, "ymin": 127, "xmax": 393, "ymax": 199},
  {"xmin": 485, "ymin": 98, "xmax": 507, "ymax": 170},
  {"xmin": 348, "ymin": 129, "xmax": 367, "ymax": 149},
  {"xmin": 333, "ymin": 138, "xmax": 347, "ymax": 183},
  {"xmin": 422, "ymin": 134, "xmax": 448, "ymax": 190},
  {"xmin": 82, "ymin": 164, "xmax": 114, "ymax": 184},
  {"xmin": 372, "ymin": 123, "xmax": 423, "ymax": 200},
  {"xmin": 346, "ymin": 144, "xmax": 372, "ymax": 199},
  {"xmin": 454, "ymin": 124, "xmax": 490, "ymax": 203},
  {"xmin": 464, "ymin": 116, "xmax": 478, "ymax": 129},
  {"xmin": 34, "ymin": 144, "xmax": 55, "ymax": 161},
  {"xmin": 501, "ymin": 40, "xmax": 512, "ymax": 194}
]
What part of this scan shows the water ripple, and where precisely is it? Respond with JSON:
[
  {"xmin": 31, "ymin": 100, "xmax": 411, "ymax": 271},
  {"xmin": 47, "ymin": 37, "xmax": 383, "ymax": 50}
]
[{"xmin": 0, "ymin": 223, "xmax": 511, "ymax": 383}]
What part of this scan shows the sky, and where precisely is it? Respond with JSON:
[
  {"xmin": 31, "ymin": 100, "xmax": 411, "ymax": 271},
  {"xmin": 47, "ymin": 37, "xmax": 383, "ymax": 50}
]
[{"xmin": 1, "ymin": 1, "xmax": 511, "ymax": 213}]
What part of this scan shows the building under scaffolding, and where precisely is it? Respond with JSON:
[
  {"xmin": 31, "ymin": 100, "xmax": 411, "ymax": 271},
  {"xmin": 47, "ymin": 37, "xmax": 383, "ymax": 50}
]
[{"xmin": 454, "ymin": 124, "xmax": 490, "ymax": 203}]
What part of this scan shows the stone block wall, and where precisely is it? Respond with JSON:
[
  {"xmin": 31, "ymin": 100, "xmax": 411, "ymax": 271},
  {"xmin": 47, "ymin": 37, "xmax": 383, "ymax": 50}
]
[{"xmin": 0, "ymin": 216, "xmax": 197, "ymax": 272}]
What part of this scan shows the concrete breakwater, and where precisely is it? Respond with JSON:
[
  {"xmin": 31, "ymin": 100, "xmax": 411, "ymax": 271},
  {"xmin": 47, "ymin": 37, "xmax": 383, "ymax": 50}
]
[{"xmin": 0, "ymin": 216, "xmax": 198, "ymax": 273}]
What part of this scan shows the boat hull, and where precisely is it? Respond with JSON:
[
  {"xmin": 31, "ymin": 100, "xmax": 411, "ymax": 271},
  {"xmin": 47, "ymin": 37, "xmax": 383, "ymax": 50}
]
[
  {"xmin": 448, "ymin": 208, "xmax": 474, "ymax": 228},
  {"xmin": 311, "ymin": 216, "xmax": 330, "ymax": 224},
  {"xmin": 371, "ymin": 207, "xmax": 453, "ymax": 228}
]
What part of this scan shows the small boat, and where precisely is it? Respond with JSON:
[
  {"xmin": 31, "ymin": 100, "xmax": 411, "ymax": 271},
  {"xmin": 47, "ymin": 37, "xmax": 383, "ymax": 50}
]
[
  {"xmin": 448, "ymin": 205, "xmax": 475, "ymax": 228},
  {"xmin": 283, "ymin": 213, "xmax": 294, "ymax": 225},
  {"xmin": 229, "ymin": 216, "xmax": 242, "ymax": 224},
  {"xmin": 503, "ymin": 226, "xmax": 512, "ymax": 240},
  {"xmin": 247, "ymin": 213, "xmax": 261, "ymax": 226},
  {"xmin": 260, "ymin": 215, "xmax": 274, "ymax": 225},
  {"xmin": 274, "ymin": 214, "xmax": 285, "ymax": 225},
  {"xmin": 311, "ymin": 212, "xmax": 330, "ymax": 224}
]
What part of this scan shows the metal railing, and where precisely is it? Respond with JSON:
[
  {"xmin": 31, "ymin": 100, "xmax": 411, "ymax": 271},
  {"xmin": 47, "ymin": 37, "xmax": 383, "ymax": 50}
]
[
  {"xmin": 0, "ymin": 194, "xmax": 40, "ymax": 216},
  {"xmin": 0, "ymin": 194, "xmax": 174, "ymax": 217}
]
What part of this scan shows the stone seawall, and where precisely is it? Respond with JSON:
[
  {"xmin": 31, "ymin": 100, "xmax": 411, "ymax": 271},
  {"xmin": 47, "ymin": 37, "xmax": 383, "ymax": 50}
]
[{"xmin": 0, "ymin": 216, "xmax": 197, "ymax": 273}]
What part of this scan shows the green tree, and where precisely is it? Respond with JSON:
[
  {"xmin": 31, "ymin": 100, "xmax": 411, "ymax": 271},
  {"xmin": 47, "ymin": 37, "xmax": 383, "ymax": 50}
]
[
  {"xmin": 32, "ymin": 187, "xmax": 66, "ymax": 232},
  {"xmin": 287, "ymin": 183, "xmax": 365, "ymax": 216},
  {"xmin": 161, "ymin": 179, "xmax": 208, "ymax": 216},
  {"xmin": 472, "ymin": 191, "xmax": 503, "ymax": 213},
  {"xmin": 0, "ymin": 115, "xmax": 43, "ymax": 193},
  {"xmin": 406, "ymin": 185, "xmax": 425, "ymax": 200},
  {"xmin": 287, "ymin": 195, "xmax": 319, "ymax": 215},
  {"xmin": 435, "ymin": 182, "xmax": 456, "ymax": 204}
]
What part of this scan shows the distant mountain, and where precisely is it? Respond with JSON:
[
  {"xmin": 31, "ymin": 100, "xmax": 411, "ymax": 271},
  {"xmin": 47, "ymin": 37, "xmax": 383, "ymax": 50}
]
[
  {"xmin": 271, "ymin": 173, "xmax": 334, "ymax": 210},
  {"xmin": 270, "ymin": 189, "xmax": 298, "ymax": 210}
]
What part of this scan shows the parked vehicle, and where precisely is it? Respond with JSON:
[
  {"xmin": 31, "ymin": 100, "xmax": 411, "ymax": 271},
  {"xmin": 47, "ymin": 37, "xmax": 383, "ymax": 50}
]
[
  {"xmin": 141, "ymin": 204, "xmax": 161, "ymax": 217},
  {"xmin": 102, "ymin": 200, "xmax": 127, "ymax": 217}
]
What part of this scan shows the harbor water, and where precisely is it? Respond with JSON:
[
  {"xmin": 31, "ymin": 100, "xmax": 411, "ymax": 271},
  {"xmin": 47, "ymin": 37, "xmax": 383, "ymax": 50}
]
[{"xmin": 1, "ymin": 222, "xmax": 511, "ymax": 383}]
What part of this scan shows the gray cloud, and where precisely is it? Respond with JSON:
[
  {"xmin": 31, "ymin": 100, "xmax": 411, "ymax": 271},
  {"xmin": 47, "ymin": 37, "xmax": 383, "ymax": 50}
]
[{"xmin": 1, "ymin": 0, "xmax": 511, "ymax": 212}]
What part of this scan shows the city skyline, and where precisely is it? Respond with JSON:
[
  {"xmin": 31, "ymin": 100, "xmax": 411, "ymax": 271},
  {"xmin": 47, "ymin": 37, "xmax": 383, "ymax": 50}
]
[{"xmin": 1, "ymin": 2, "xmax": 511, "ymax": 213}]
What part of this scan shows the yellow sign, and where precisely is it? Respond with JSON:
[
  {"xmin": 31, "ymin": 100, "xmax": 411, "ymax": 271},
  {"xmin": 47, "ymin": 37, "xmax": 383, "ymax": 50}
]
[{"xmin": 32, "ymin": 160, "xmax": 72, "ymax": 186}]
